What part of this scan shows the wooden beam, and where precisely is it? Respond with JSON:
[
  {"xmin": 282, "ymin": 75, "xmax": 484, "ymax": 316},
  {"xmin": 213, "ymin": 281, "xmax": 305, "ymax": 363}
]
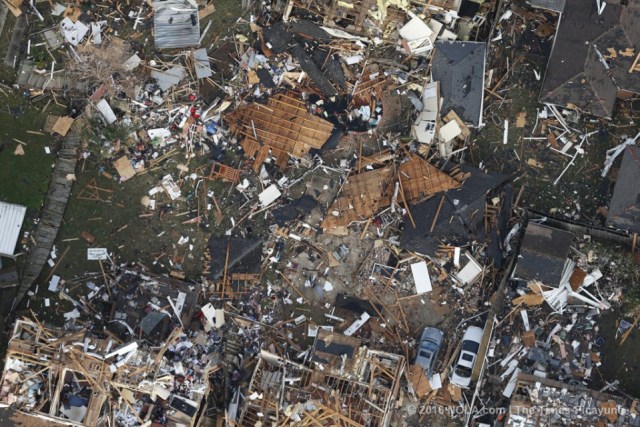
[
  {"xmin": 98, "ymin": 259, "xmax": 112, "ymax": 297},
  {"xmin": 430, "ymin": 195, "xmax": 446, "ymax": 233},
  {"xmin": 312, "ymin": 401, "xmax": 364, "ymax": 427},
  {"xmin": 44, "ymin": 246, "xmax": 70, "ymax": 282},
  {"xmin": 397, "ymin": 176, "xmax": 416, "ymax": 228}
]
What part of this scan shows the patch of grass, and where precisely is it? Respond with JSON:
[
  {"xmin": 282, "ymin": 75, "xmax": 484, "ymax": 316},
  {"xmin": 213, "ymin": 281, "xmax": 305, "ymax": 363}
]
[
  {"xmin": 48, "ymin": 153, "xmax": 229, "ymax": 283},
  {"xmin": 200, "ymin": 0, "xmax": 247, "ymax": 47},
  {"xmin": 0, "ymin": 96, "xmax": 62, "ymax": 211}
]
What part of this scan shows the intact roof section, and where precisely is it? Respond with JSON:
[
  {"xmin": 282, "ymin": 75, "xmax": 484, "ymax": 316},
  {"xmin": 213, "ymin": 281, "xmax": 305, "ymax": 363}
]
[
  {"xmin": 432, "ymin": 41, "xmax": 486, "ymax": 127},
  {"xmin": 539, "ymin": 0, "xmax": 621, "ymax": 116},
  {"xmin": 607, "ymin": 146, "xmax": 640, "ymax": 233},
  {"xmin": 513, "ymin": 223, "xmax": 574, "ymax": 286}
]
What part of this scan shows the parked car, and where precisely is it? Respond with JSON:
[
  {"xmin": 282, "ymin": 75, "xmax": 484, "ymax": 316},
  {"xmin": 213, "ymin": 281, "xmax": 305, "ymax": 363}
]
[
  {"xmin": 415, "ymin": 327, "xmax": 444, "ymax": 378},
  {"xmin": 450, "ymin": 326, "xmax": 483, "ymax": 388}
]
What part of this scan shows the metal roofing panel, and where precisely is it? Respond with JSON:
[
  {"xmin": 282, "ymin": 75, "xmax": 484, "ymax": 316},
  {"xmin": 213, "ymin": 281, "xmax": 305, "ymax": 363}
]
[
  {"xmin": 0, "ymin": 202, "xmax": 27, "ymax": 257},
  {"xmin": 192, "ymin": 48, "xmax": 212, "ymax": 79},
  {"xmin": 153, "ymin": 0, "xmax": 200, "ymax": 49}
]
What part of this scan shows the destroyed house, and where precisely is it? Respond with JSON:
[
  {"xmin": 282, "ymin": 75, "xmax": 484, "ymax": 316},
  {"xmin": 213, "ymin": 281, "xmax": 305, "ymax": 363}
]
[
  {"xmin": 607, "ymin": 145, "xmax": 640, "ymax": 234},
  {"xmin": 400, "ymin": 165, "xmax": 511, "ymax": 263},
  {"xmin": 511, "ymin": 222, "xmax": 574, "ymax": 287},
  {"xmin": 540, "ymin": 0, "xmax": 640, "ymax": 118},
  {"xmin": 224, "ymin": 92, "xmax": 334, "ymax": 173},
  {"xmin": 321, "ymin": 154, "xmax": 462, "ymax": 230},
  {"xmin": 153, "ymin": 0, "xmax": 200, "ymax": 49},
  {"xmin": 431, "ymin": 41, "xmax": 487, "ymax": 127},
  {"xmin": 106, "ymin": 270, "xmax": 199, "ymax": 345},
  {"xmin": 0, "ymin": 317, "xmax": 215, "ymax": 427},
  {"xmin": 207, "ymin": 236, "xmax": 263, "ymax": 281},
  {"xmin": 283, "ymin": 0, "xmax": 462, "ymax": 39},
  {"xmin": 236, "ymin": 330, "xmax": 405, "ymax": 426},
  {"xmin": 507, "ymin": 373, "xmax": 640, "ymax": 426},
  {"xmin": 16, "ymin": 60, "xmax": 89, "ymax": 92}
]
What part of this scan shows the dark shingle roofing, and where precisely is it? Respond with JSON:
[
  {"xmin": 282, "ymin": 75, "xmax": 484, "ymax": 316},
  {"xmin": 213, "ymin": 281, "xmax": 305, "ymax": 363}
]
[
  {"xmin": 540, "ymin": 0, "xmax": 640, "ymax": 117},
  {"xmin": 431, "ymin": 41, "xmax": 486, "ymax": 127},
  {"xmin": 607, "ymin": 146, "xmax": 640, "ymax": 233},
  {"xmin": 512, "ymin": 223, "xmax": 574, "ymax": 287}
]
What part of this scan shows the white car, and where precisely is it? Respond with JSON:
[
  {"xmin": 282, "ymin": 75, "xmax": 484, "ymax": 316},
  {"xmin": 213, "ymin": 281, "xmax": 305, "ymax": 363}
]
[{"xmin": 450, "ymin": 326, "xmax": 483, "ymax": 388}]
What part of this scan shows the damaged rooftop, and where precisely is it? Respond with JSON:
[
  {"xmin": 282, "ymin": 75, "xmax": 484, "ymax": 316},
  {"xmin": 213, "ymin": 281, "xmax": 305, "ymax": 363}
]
[{"xmin": 0, "ymin": 0, "xmax": 639, "ymax": 426}]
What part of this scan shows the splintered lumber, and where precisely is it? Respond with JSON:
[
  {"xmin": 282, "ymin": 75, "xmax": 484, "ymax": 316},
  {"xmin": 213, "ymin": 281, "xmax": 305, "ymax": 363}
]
[
  {"xmin": 220, "ymin": 241, "xmax": 231, "ymax": 299},
  {"xmin": 512, "ymin": 292, "xmax": 544, "ymax": 307},
  {"xmin": 98, "ymin": 259, "xmax": 111, "ymax": 297},
  {"xmin": 397, "ymin": 175, "xmax": 416, "ymax": 228},
  {"xmin": 77, "ymin": 179, "xmax": 112, "ymax": 201},
  {"xmin": 44, "ymin": 246, "xmax": 69, "ymax": 282},
  {"xmin": 408, "ymin": 363, "xmax": 431, "ymax": 397},
  {"xmin": 208, "ymin": 161, "xmax": 240, "ymax": 183},
  {"xmin": 620, "ymin": 315, "xmax": 640, "ymax": 346},
  {"xmin": 430, "ymin": 194, "xmax": 446, "ymax": 232}
]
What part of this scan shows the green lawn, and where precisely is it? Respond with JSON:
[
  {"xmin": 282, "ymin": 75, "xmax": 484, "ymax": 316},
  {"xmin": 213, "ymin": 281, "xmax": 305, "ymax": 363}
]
[{"xmin": 0, "ymin": 96, "xmax": 61, "ymax": 211}]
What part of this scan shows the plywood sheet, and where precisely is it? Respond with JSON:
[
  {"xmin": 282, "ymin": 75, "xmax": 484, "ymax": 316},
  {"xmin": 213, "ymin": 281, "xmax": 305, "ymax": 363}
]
[
  {"xmin": 52, "ymin": 116, "xmax": 75, "ymax": 136},
  {"xmin": 113, "ymin": 156, "xmax": 136, "ymax": 181},
  {"xmin": 408, "ymin": 363, "xmax": 431, "ymax": 397}
]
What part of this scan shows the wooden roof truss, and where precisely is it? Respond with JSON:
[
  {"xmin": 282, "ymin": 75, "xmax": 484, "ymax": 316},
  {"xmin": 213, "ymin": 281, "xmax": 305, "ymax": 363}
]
[
  {"xmin": 225, "ymin": 92, "xmax": 334, "ymax": 173},
  {"xmin": 322, "ymin": 155, "xmax": 462, "ymax": 229}
]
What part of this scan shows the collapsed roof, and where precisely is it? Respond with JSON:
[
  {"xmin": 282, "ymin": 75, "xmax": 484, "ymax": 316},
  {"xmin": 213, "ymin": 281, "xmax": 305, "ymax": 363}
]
[
  {"xmin": 262, "ymin": 21, "xmax": 343, "ymax": 97},
  {"xmin": 399, "ymin": 165, "xmax": 511, "ymax": 261},
  {"xmin": 321, "ymin": 155, "xmax": 462, "ymax": 229},
  {"xmin": 511, "ymin": 222, "xmax": 574, "ymax": 287},
  {"xmin": 207, "ymin": 237, "xmax": 263, "ymax": 281},
  {"xmin": 224, "ymin": 92, "xmax": 335, "ymax": 173}
]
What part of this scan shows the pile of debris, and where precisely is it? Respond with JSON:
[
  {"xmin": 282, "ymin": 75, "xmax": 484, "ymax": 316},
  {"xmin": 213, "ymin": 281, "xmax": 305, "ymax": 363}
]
[{"xmin": 1, "ymin": 0, "xmax": 639, "ymax": 426}]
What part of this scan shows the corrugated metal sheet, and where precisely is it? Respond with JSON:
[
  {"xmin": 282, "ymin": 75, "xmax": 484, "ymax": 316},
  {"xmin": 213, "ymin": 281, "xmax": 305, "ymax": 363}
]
[
  {"xmin": 154, "ymin": 0, "xmax": 200, "ymax": 49},
  {"xmin": 150, "ymin": 66, "xmax": 186, "ymax": 91},
  {"xmin": 0, "ymin": 202, "xmax": 27, "ymax": 257},
  {"xmin": 192, "ymin": 48, "xmax": 213, "ymax": 79}
]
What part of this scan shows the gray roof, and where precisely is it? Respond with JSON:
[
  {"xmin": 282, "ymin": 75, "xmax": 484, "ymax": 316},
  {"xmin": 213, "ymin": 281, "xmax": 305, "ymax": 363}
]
[
  {"xmin": 607, "ymin": 146, "xmax": 640, "ymax": 234},
  {"xmin": 154, "ymin": 0, "xmax": 200, "ymax": 49},
  {"xmin": 540, "ymin": 0, "xmax": 640, "ymax": 117},
  {"xmin": 431, "ymin": 41, "xmax": 486, "ymax": 127},
  {"xmin": 513, "ymin": 223, "xmax": 573, "ymax": 287}
]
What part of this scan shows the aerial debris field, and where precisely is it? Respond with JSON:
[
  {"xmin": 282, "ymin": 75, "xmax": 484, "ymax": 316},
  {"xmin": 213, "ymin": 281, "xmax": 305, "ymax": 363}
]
[{"xmin": 0, "ymin": 1, "xmax": 639, "ymax": 426}]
